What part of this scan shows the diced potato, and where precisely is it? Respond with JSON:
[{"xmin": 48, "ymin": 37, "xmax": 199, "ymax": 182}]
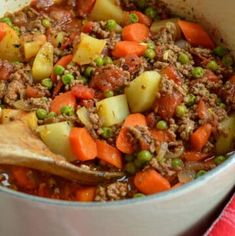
[
  {"xmin": 0, "ymin": 23, "xmax": 21, "ymax": 61},
  {"xmin": 37, "ymin": 122, "xmax": 75, "ymax": 162},
  {"xmin": 89, "ymin": 0, "xmax": 125, "ymax": 24},
  {"xmin": 1, "ymin": 109, "xmax": 25, "ymax": 124},
  {"xmin": 23, "ymin": 35, "xmax": 47, "ymax": 60},
  {"xmin": 125, "ymin": 71, "xmax": 161, "ymax": 113},
  {"xmin": 32, "ymin": 42, "xmax": 54, "ymax": 81},
  {"xmin": 96, "ymin": 94, "xmax": 129, "ymax": 127},
  {"xmin": 1, "ymin": 108, "xmax": 38, "ymax": 130},
  {"xmin": 150, "ymin": 18, "xmax": 181, "ymax": 40},
  {"xmin": 76, "ymin": 107, "xmax": 92, "ymax": 129},
  {"xmin": 216, "ymin": 115, "xmax": 235, "ymax": 155},
  {"xmin": 73, "ymin": 33, "xmax": 106, "ymax": 65}
]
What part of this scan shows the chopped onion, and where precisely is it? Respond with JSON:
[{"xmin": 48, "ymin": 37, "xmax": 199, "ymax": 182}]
[
  {"xmin": 165, "ymin": 146, "xmax": 185, "ymax": 159},
  {"xmin": 178, "ymin": 169, "xmax": 196, "ymax": 183},
  {"xmin": 156, "ymin": 142, "xmax": 168, "ymax": 162},
  {"xmin": 175, "ymin": 39, "xmax": 188, "ymax": 49}
]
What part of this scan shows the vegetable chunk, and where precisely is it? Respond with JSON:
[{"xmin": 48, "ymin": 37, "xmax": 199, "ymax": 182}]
[{"xmin": 125, "ymin": 71, "xmax": 161, "ymax": 113}]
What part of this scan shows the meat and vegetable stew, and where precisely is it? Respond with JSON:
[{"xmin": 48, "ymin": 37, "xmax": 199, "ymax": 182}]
[{"xmin": 0, "ymin": 0, "xmax": 234, "ymax": 202}]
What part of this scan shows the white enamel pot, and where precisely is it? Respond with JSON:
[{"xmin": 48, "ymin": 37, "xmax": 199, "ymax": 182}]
[{"xmin": 0, "ymin": 1, "xmax": 235, "ymax": 236}]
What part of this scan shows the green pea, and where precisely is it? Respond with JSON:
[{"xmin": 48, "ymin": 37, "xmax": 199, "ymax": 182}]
[
  {"xmin": 36, "ymin": 108, "xmax": 48, "ymax": 120},
  {"xmin": 171, "ymin": 159, "xmax": 183, "ymax": 169},
  {"xmin": 128, "ymin": 13, "xmax": 139, "ymax": 23},
  {"xmin": 196, "ymin": 170, "xmax": 207, "ymax": 178},
  {"xmin": 133, "ymin": 193, "xmax": 145, "ymax": 198},
  {"xmin": 125, "ymin": 154, "xmax": 135, "ymax": 162},
  {"xmin": 137, "ymin": 150, "xmax": 153, "ymax": 163},
  {"xmin": 214, "ymin": 155, "xmax": 226, "ymax": 165},
  {"xmin": 78, "ymin": 76, "xmax": 88, "ymax": 84},
  {"xmin": 60, "ymin": 105, "xmax": 74, "ymax": 116},
  {"xmin": 0, "ymin": 17, "xmax": 13, "ymax": 26},
  {"xmin": 125, "ymin": 162, "xmax": 137, "ymax": 175},
  {"xmin": 145, "ymin": 7, "xmax": 157, "ymax": 19},
  {"xmin": 178, "ymin": 53, "xmax": 190, "ymax": 65},
  {"xmin": 106, "ymin": 19, "xmax": 117, "ymax": 31},
  {"xmin": 47, "ymin": 112, "xmax": 57, "ymax": 119},
  {"xmin": 42, "ymin": 18, "xmax": 51, "ymax": 28},
  {"xmin": 94, "ymin": 57, "xmax": 104, "ymax": 67},
  {"xmin": 100, "ymin": 127, "xmax": 113, "ymax": 139},
  {"xmin": 147, "ymin": 40, "xmax": 156, "ymax": 49},
  {"xmin": 84, "ymin": 66, "xmax": 94, "ymax": 78},
  {"xmin": 185, "ymin": 94, "xmax": 196, "ymax": 107},
  {"xmin": 137, "ymin": 0, "xmax": 146, "ymax": 9},
  {"xmin": 62, "ymin": 73, "xmax": 74, "ymax": 85},
  {"xmin": 54, "ymin": 65, "xmax": 65, "ymax": 76},
  {"xmin": 222, "ymin": 55, "xmax": 233, "ymax": 67},
  {"xmin": 104, "ymin": 90, "xmax": 114, "ymax": 98},
  {"xmin": 103, "ymin": 56, "xmax": 113, "ymax": 65},
  {"xmin": 207, "ymin": 60, "xmax": 219, "ymax": 71},
  {"xmin": 192, "ymin": 67, "xmax": 205, "ymax": 78},
  {"xmin": 156, "ymin": 120, "xmax": 168, "ymax": 130},
  {"xmin": 213, "ymin": 46, "xmax": 228, "ymax": 57},
  {"xmin": 144, "ymin": 48, "xmax": 156, "ymax": 60},
  {"xmin": 41, "ymin": 78, "xmax": 53, "ymax": 89},
  {"xmin": 176, "ymin": 105, "xmax": 188, "ymax": 118}
]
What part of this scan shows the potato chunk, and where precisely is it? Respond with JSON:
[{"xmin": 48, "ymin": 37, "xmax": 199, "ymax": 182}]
[
  {"xmin": 32, "ymin": 42, "xmax": 54, "ymax": 81},
  {"xmin": 37, "ymin": 122, "xmax": 75, "ymax": 162},
  {"xmin": 73, "ymin": 33, "xmax": 106, "ymax": 65},
  {"xmin": 216, "ymin": 115, "xmax": 235, "ymax": 155},
  {"xmin": 0, "ymin": 23, "xmax": 21, "ymax": 61},
  {"xmin": 96, "ymin": 94, "xmax": 130, "ymax": 126},
  {"xmin": 76, "ymin": 107, "xmax": 92, "ymax": 129},
  {"xmin": 125, "ymin": 71, "xmax": 161, "ymax": 113},
  {"xmin": 89, "ymin": 0, "xmax": 124, "ymax": 24}
]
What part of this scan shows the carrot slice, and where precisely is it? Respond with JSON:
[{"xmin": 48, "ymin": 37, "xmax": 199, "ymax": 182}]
[
  {"xmin": 155, "ymin": 91, "xmax": 183, "ymax": 119},
  {"xmin": 96, "ymin": 140, "xmax": 123, "ymax": 169},
  {"xmin": 161, "ymin": 66, "xmax": 182, "ymax": 85},
  {"xmin": 50, "ymin": 91, "xmax": 76, "ymax": 114},
  {"xmin": 178, "ymin": 20, "xmax": 215, "ymax": 49},
  {"xmin": 71, "ymin": 85, "xmax": 95, "ymax": 99},
  {"xmin": 116, "ymin": 113, "xmax": 147, "ymax": 154},
  {"xmin": 25, "ymin": 86, "xmax": 43, "ymax": 98},
  {"xmin": 183, "ymin": 151, "xmax": 207, "ymax": 161},
  {"xmin": 122, "ymin": 23, "xmax": 149, "ymax": 42},
  {"xmin": 0, "ymin": 23, "xmax": 6, "ymax": 41},
  {"xmin": 191, "ymin": 123, "xmax": 212, "ymax": 151},
  {"xmin": 11, "ymin": 167, "xmax": 37, "ymax": 190},
  {"xmin": 77, "ymin": 0, "xmax": 96, "ymax": 17},
  {"xmin": 130, "ymin": 11, "xmax": 151, "ymax": 26},
  {"xmin": 196, "ymin": 100, "xmax": 208, "ymax": 120},
  {"xmin": 75, "ymin": 187, "xmax": 96, "ymax": 202},
  {"xmin": 82, "ymin": 21, "xmax": 94, "ymax": 33},
  {"xmin": 112, "ymin": 41, "xmax": 147, "ymax": 58},
  {"xmin": 70, "ymin": 127, "xmax": 97, "ymax": 161},
  {"xmin": 150, "ymin": 130, "xmax": 171, "ymax": 142},
  {"xmin": 134, "ymin": 168, "xmax": 171, "ymax": 195},
  {"xmin": 51, "ymin": 54, "xmax": 73, "ymax": 82},
  {"xmin": 172, "ymin": 182, "xmax": 183, "ymax": 189}
]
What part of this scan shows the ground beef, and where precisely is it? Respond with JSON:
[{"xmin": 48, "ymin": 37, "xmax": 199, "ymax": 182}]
[
  {"xmin": 90, "ymin": 65, "xmax": 130, "ymax": 92},
  {"xmin": 95, "ymin": 182, "xmax": 128, "ymax": 201},
  {"xmin": 219, "ymin": 80, "xmax": 235, "ymax": 109},
  {"xmin": 0, "ymin": 60, "xmax": 14, "ymax": 81},
  {"xmin": 0, "ymin": 81, "xmax": 7, "ymax": 100},
  {"xmin": 177, "ymin": 117, "xmax": 195, "ymax": 141},
  {"xmin": 122, "ymin": 55, "xmax": 143, "ymax": 75}
]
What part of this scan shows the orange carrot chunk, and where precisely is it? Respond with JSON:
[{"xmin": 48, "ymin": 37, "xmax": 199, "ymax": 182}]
[
  {"xmin": 116, "ymin": 113, "xmax": 147, "ymax": 154},
  {"xmin": 161, "ymin": 66, "xmax": 182, "ymax": 85},
  {"xmin": 51, "ymin": 54, "xmax": 73, "ymax": 82},
  {"xmin": 112, "ymin": 41, "xmax": 147, "ymax": 58},
  {"xmin": 178, "ymin": 20, "xmax": 215, "ymax": 49},
  {"xmin": 75, "ymin": 187, "xmax": 96, "ymax": 202},
  {"xmin": 77, "ymin": 0, "xmax": 96, "ymax": 17},
  {"xmin": 70, "ymin": 127, "xmax": 97, "ymax": 161},
  {"xmin": 96, "ymin": 140, "xmax": 123, "ymax": 169},
  {"xmin": 183, "ymin": 151, "xmax": 207, "ymax": 162},
  {"xmin": 130, "ymin": 11, "xmax": 151, "ymax": 26},
  {"xmin": 0, "ymin": 23, "xmax": 6, "ymax": 41},
  {"xmin": 191, "ymin": 123, "xmax": 212, "ymax": 151},
  {"xmin": 196, "ymin": 100, "xmax": 208, "ymax": 120},
  {"xmin": 50, "ymin": 91, "xmax": 76, "ymax": 114},
  {"xmin": 150, "ymin": 130, "xmax": 171, "ymax": 143},
  {"xmin": 134, "ymin": 168, "xmax": 171, "ymax": 195},
  {"xmin": 122, "ymin": 23, "xmax": 149, "ymax": 42},
  {"xmin": 11, "ymin": 167, "xmax": 37, "ymax": 190}
]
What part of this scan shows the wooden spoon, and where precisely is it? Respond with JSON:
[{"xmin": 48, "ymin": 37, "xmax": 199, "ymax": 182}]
[{"xmin": 0, "ymin": 121, "xmax": 125, "ymax": 185}]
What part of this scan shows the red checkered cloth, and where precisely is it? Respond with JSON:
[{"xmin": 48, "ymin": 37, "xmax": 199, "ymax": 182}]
[{"xmin": 205, "ymin": 194, "xmax": 235, "ymax": 236}]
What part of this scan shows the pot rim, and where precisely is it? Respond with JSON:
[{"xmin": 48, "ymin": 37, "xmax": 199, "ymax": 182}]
[{"xmin": 0, "ymin": 154, "xmax": 234, "ymax": 207}]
